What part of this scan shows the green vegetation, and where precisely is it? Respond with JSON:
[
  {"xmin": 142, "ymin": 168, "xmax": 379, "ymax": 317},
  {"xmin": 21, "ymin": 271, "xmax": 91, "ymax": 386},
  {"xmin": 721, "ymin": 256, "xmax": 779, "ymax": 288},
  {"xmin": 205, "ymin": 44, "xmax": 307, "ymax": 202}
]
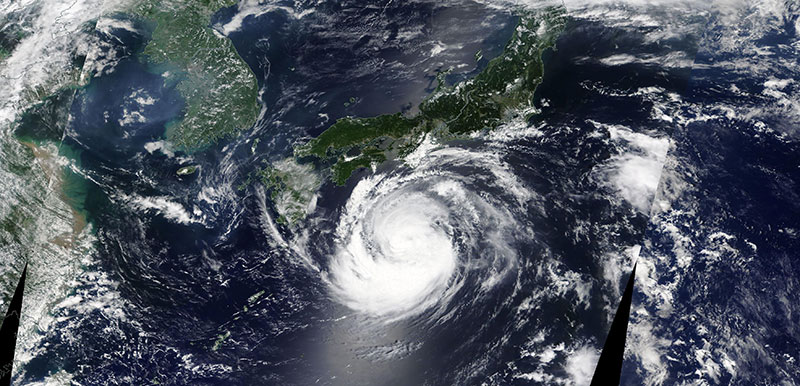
[
  {"xmin": 0, "ymin": 22, "xmax": 27, "ymax": 61},
  {"xmin": 14, "ymin": 88, "xmax": 76, "ymax": 144},
  {"xmin": 12, "ymin": 0, "xmax": 260, "ymax": 151},
  {"xmin": 248, "ymin": 290, "xmax": 265, "ymax": 304},
  {"xmin": 295, "ymin": 113, "xmax": 424, "ymax": 184},
  {"xmin": 176, "ymin": 165, "xmax": 198, "ymax": 175},
  {"xmin": 256, "ymin": 158, "xmax": 320, "ymax": 224},
  {"xmin": 419, "ymin": 8, "xmax": 564, "ymax": 134},
  {"xmin": 296, "ymin": 7, "xmax": 567, "ymax": 185},
  {"xmin": 243, "ymin": 290, "xmax": 265, "ymax": 311},
  {"xmin": 211, "ymin": 330, "xmax": 231, "ymax": 351},
  {"xmin": 331, "ymin": 152, "xmax": 382, "ymax": 186},
  {"xmin": 299, "ymin": 114, "xmax": 422, "ymax": 158},
  {"xmin": 0, "ymin": 205, "xmax": 33, "ymax": 246},
  {"xmin": 130, "ymin": 0, "xmax": 260, "ymax": 150}
]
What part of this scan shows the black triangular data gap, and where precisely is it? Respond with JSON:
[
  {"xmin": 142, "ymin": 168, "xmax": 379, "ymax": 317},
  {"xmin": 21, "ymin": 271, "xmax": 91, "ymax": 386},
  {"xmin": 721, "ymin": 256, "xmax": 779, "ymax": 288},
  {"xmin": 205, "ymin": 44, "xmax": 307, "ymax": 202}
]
[
  {"xmin": 590, "ymin": 262, "xmax": 636, "ymax": 386},
  {"xmin": 0, "ymin": 263, "xmax": 27, "ymax": 386}
]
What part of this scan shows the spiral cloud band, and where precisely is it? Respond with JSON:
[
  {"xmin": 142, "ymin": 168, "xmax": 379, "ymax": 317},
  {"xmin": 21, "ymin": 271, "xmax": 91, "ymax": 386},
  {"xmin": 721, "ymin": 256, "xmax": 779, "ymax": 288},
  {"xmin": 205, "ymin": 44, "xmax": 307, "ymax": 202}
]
[{"xmin": 326, "ymin": 144, "xmax": 530, "ymax": 321}]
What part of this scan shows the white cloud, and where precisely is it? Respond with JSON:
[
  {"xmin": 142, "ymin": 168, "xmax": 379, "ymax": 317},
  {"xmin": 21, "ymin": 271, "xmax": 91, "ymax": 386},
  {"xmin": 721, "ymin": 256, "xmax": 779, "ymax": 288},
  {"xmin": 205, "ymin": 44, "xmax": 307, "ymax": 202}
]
[
  {"xmin": 565, "ymin": 345, "xmax": 599, "ymax": 386},
  {"xmin": 0, "ymin": 0, "xmax": 133, "ymax": 130},
  {"xmin": 125, "ymin": 194, "xmax": 198, "ymax": 225},
  {"xmin": 591, "ymin": 121, "xmax": 671, "ymax": 213}
]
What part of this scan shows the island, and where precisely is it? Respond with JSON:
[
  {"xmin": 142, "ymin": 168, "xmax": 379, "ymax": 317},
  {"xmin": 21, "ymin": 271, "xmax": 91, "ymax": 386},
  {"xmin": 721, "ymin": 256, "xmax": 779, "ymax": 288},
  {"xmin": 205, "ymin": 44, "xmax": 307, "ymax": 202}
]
[
  {"xmin": 260, "ymin": 7, "xmax": 566, "ymax": 224},
  {"xmin": 294, "ymin": 7, "xmax": 566, "ymax": 185}
]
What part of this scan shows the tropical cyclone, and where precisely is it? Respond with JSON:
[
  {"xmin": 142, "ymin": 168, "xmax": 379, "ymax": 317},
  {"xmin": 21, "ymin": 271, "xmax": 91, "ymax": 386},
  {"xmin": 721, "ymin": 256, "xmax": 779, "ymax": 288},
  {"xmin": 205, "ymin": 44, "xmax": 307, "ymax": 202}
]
[{"xmin": 324, "ymin": 145, "xmax": 528, "ymax": 322}]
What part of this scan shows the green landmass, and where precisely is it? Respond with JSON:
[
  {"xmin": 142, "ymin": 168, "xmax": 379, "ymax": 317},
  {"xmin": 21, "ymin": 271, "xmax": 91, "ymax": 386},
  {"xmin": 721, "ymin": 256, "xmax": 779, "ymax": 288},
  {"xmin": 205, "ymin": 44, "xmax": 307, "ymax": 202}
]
[
  {"xmin": 256, "ymin": 158, "xmax": 320, "ymax": 224},
  {"xmin": 295, "ymin": 7, "xmax": 566, "ymax": 186},
  {"xmin": 211, "ymin": 330, "xmax": 231, "ymax": 351},
  {"xmin": 176, "ymin": 165, "xmax": 198, "ymax": 175},
  {"xmin": 13, "ymin": 0, "xmax": 260, "ymax": 150},
  {"xmin": 6, "ymin": 0, "xmax": 262, "ymax": 243},
  {"xmin": 14, "ymin": 88, "xmax": 76, "ymax": 144},
  {"xmin": 0, "ymin": 20, "xmax": 27, "ymax": 61},
  {"xmin": 0, "ymin": 204, "xmax": 33, "ymax": 246},
  {"xmin": 130, "ymin": 0, "xmax": 260, "ymax": 150}
]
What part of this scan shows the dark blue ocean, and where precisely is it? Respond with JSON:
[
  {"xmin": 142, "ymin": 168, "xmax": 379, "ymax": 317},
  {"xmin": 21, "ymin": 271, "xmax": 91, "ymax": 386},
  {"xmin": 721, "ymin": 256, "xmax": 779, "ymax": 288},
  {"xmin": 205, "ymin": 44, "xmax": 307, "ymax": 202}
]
[{"xmin": 13, "ymin": 1, "xmax": 800, "ymax": 385}]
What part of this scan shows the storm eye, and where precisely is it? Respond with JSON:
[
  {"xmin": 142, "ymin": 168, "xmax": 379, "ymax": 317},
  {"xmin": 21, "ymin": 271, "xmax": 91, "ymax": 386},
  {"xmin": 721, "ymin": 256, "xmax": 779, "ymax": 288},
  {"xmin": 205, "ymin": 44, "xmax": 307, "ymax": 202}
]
[{"xmin": 325, "ymin": 147, "xmax": 524, "ymax": 323}]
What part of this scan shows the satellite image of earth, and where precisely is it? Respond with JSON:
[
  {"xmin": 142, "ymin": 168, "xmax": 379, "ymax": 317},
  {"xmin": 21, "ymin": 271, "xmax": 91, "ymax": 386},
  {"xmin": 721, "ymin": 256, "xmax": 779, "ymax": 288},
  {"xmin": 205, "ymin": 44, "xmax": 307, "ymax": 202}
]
[{"xmin": 0, "ymin": 0, "xmax": 799, "ymax": 384}]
